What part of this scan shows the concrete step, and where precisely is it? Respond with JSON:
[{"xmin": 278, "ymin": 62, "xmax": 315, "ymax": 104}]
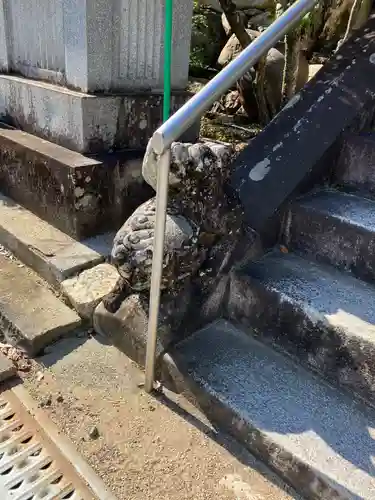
[
  {"xmin": 0, "ymin": 193, "xmax": 114, "ymax": 288},
  {"xmin": 0, "ymin": 253, "xmax": 81, "ymax": 354},
  {"xmin": 334, "ymin": 133, "xmax": 375, "ymax": 197},
  {"xmin": 284, "ymin": 189, "xmax": 375, "ymax": 284},
  {"xmin": 169, "ymin": 319, "xmax": 375, "ymax": 499},
  {"xmin": 0, "ymin": 126, "xmax": 152, "ymax": 239},
  {"xmin": 228, "ymin": 250, "xmax": 375, "ymax": 407}
]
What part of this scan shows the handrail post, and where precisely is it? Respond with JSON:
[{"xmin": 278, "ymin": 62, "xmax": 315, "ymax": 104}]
[{"xmin": 144, "ymin": 148, "xmax": 171, "ymax": 393}]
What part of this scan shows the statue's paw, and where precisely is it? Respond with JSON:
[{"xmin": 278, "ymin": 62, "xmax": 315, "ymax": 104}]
[
  {"xmin": 111, "ymin": 198, "xmax": 201, "ymax": 291},
  {"xmin": 112, "ymin": 199, "xmax": 155, "ymax": 264}
]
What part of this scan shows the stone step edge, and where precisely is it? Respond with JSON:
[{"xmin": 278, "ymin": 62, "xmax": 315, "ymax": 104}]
[
  {"xmin": 0, "ymin": 193, "xmax": 114, "ymax": 289},
  {"xmin": 288, "ymin": 189, "xmax": 375, "ymax": 234},
  {"xmin": 0, "ymin": 125, "xmax": 152, "ymax": 240},
  {"xmin": 283, "ymin": 189, "xmax": 375, "ymax": 284},
  {"xmin": 229, "ymin": 251, "xmax": 375, "ymax": 409},
  {"xmin": 163, "ymin": 320, "xmax": 375, "ymax": 500},
  {"xmin": 0, "ymin": 252, "xmax": 82, "ymax": 355}
]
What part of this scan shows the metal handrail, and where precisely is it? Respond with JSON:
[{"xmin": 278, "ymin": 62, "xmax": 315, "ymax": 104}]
[{"xmin": 144, "ymin": 0, "xmax": 319, "ymax": 392}]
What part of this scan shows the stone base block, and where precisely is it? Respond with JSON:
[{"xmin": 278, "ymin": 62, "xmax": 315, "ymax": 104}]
[
  {"xmin": 93, "ymin": 287, "xmax": 193, "ymax": 370},
  {"xmin": 0, "ymin": 127, "xmax": 153, "ymax": 239},
  {"xmin": 0, "ymin": 75, "xmax": 198, "ymax": 154}
]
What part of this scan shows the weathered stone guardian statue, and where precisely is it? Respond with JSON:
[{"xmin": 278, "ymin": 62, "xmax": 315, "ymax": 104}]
[{"xmin": 103, "ymin": 140, "xmax": 243, "ymax": 313}]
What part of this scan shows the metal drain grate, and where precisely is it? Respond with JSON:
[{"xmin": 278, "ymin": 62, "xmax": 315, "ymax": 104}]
[{"xmin": 0, "ymin": 392, "xmax": 92, "ymax": 499}]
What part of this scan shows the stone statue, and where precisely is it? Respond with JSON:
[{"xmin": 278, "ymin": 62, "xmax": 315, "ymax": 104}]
[{"xmin": 103, "ymin": 140, "xmax": 241, "ymax": 313}]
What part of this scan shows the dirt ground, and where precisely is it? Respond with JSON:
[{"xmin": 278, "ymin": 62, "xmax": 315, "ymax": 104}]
[{"xmin": 22, "ymin": 332, "xmax": 297, "ymax": 500}]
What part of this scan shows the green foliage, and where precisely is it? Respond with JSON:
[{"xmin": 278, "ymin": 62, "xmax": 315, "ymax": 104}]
[
  {"xmin": 190, "ymin": 5, "xmax": 225, "ymax": 69},
  {"xmin": 190, "ymin": 11, "xmax": 211, "ymax": 68},
  {"xmin": 299, "ymin": 3, "xmax": 323, "ymax": 41}
]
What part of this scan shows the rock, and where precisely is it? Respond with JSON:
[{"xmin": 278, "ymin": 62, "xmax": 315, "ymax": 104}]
[
  {"xmin": 187, "ymin": 79, "xmax": 208, "ymax": 95},
  {"xmin": 36, "ymin": 371, "xmax": 44, "ymax": 382},
  {"xmin": 0, "ymin": 343, "xmax": 31, "ymax": 372},
  {"xmin": 238, "ymin": 48, "xmax": 309, "ymax": 121},
  {"xmin": 201, "ymin": 0, "xmax": 275, "ymax": 12},
  {"xmin": 210, "ymin": 90, "xmax": 243, "ymax": 115},
  {"xmin": 191, "ymin": 7, "xmax": 226, "ymax": 68},
  {"xmin": 61, "ymin": 264, "xmax": 120, "ymax": 320},
  {"xmin": 247, "ymin": 10, "xmax": 273, "ymax": 28},
  {"xmin": 218, "ymin": 29, "xmax": 260, "ymax": 67},
  {"xmin": 320, "ymin": 0, "xmax": 372, "ymax": 49},
  {"xmin": 88, "ymin": 426, "xmax": 100, "ymax": 440},
  {"xmin": 222, "ymin": 8, "xmax": 273, "ymax": 38},
  {"xmin": 223, "ymin": 90, "xmax": 243, "ymax": 114},
  {"xmin": 218, "ymin": 30, "xmax": 309, "ymax": 121},
  {"xmin": 40, "ymin": 395, "xmax": 52, "ymax": 407},
  {"xmin": 56, "ymin": 394, "xmax": 64, "ymax": 403}
]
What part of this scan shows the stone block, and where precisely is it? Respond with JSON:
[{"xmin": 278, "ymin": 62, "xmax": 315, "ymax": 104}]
[
  {"xmin": 64, "ymin": 0, "xmax": 193, "ymax": 92},
  {"xmin": 1, "ymin": 0, "xmax": 193, "ymax": 93},
  {"xmin": 0, "ymin": 75, "xmax": 198, "ymax": 153},
  {"xmin": 0, "ymin": 0, "xmax": 8, "ymax": 72},
  {"xmin": 62, "ymin": 264, "xmax": 120, "ymax": 320},
  {"xmin": 0, "ymin": 253, "xmax": 81, "ymax": 354},
  {"xmin": 93, "ymin": 287, "xmax": 192, "ymax": 369},
  {"xmin": 0, "ymin": 128, "xmax": 153, "ymax": 239}
]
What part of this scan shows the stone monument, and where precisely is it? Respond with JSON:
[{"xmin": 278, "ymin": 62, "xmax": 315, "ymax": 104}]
[{"xmin": 0, "ymin": 0, "xmax": 195, "ymax": 153}]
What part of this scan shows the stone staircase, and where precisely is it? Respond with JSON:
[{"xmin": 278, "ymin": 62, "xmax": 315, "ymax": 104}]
[
  {"xmin": 165, "ymin": 133, "xmax": 375, "ymax": 499},
  {"xmin": 0, "ymin": 190, "xmax": 106, "ymax": 353},
  {"xmin": 0, "ymin": 121, "xmax": 153, "ymax": 353}
]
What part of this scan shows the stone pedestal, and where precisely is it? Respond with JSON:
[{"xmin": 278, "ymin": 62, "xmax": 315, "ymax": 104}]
[
  {"xmin": 0, "ymin": 0, "xmax": 196, "ymax": 152},
  {"xmin": 0, "ymin": 76, "xmax": 196, "ymax": 153}
]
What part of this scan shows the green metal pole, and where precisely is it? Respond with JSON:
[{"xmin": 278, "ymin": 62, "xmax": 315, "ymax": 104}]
[{"xmin": 163, "ymin": 0, "xmax": 173, "ymax": 121}]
